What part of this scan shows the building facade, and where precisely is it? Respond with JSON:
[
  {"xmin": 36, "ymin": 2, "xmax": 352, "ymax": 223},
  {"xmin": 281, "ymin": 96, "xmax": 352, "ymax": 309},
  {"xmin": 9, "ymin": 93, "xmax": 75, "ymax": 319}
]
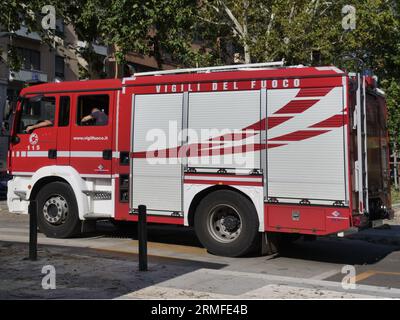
[
  {"xmin": 0, "ymin": 22, "xmax": 180, "ymax": 121},
  {"xmin": 0, "ymin": 21, "xmax": 105, "ymax": 117}
]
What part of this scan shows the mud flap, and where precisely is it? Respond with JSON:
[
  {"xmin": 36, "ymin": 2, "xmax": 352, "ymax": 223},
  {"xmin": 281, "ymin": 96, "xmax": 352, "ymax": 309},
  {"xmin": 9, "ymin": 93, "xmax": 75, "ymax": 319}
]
[
  {"xmin": 260, "ymin": 232, "xmax": 278, "ymax": 256},
  {"xmin": 81, "ymin": 220, "xmax": 96, "ymax": 233}
]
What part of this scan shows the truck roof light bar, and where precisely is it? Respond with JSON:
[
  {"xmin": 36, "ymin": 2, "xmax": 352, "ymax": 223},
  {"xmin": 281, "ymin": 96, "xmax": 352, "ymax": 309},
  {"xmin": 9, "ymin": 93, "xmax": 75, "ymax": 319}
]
[{"xmin": 133, "ymin": 61, "xmax": 285, "ymax": 77}]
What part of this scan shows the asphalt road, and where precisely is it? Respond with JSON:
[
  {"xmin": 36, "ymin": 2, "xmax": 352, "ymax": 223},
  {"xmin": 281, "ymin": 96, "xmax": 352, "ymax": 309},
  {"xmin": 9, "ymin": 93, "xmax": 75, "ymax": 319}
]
[{"xmin": 1, "ymin": 202, "xmax": 400, "ymax": 299}]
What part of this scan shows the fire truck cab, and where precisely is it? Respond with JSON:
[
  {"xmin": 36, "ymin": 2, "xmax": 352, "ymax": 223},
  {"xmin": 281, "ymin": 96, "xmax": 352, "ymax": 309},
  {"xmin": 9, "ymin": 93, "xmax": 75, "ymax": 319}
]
[{"xmin": 6, "ymin": 63, "xmax": 392, "ymax": 257}]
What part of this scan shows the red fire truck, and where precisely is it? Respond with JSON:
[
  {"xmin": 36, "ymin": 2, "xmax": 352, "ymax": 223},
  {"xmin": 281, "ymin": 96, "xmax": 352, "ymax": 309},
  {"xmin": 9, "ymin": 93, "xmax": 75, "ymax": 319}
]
[{"xmin": 6, "ymin": 62, "xmax": 392, "ymax": 257}]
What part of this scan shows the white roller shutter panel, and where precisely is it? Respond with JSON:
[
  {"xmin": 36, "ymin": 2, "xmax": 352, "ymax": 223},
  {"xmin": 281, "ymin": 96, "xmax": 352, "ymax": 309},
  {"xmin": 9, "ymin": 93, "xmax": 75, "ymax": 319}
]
[
  {"xmin": 132, "ymin": 93, "xmax": 183, "ymax": 212},
  {"xmin": 188, "ymin": 91, "xmax": 261, "ymax": 169},
  {"xmin": 267, "ymin": 87, "xmax": 346, "ymax": 203}
]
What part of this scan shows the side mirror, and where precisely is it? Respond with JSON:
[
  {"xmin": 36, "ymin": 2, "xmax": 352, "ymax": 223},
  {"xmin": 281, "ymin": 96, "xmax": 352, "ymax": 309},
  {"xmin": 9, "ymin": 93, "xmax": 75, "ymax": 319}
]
[
  {"xmin": 3, "ymin": 101, "xmax": 11, "ymax": 120},
  {"xmin": 0, "ymin": 120, "xmax": 10, "ymax": 137},
  {"xmin": 11, "ymin": 135, "xmax": 20, "ymax": 144},
  {"xmin": 2, "ymin": 121, "xmax": 9, "ymax": 132}
]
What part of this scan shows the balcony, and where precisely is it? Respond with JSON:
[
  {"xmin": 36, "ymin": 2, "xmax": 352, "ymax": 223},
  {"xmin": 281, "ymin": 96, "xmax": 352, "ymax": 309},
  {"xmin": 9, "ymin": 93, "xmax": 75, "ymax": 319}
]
[
  {"xmin": 13, "ymin": 26, "xmax": 41, "ymax": 42},
  {"xmin": 9, "ymin": 69, "xmax": 47, "ymax": 83},
  {"xmin": 77, "ymin": 41, "xmax": 108, "ymax": 56}
]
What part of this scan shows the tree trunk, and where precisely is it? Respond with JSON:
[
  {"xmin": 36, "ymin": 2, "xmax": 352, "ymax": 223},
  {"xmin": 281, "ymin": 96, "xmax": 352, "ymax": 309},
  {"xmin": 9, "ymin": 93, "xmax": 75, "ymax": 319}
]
[
  {"xmin": 243, "ymin": 43, "xmax": 251, "ymax": 64},
  {"xmin": 242, "ymin": 2, "xmax": 250, "ymax": 63},
  {"xmin": 114, "ymin": 59, "xmax": 120, "ymax": 79},
  {"xmin": 242, "ymin": 20, "xmax": 250, "ymax": 63},
  {"xmin": 112, "ymin": 44, "xmax": 122, "ymax": 79}
]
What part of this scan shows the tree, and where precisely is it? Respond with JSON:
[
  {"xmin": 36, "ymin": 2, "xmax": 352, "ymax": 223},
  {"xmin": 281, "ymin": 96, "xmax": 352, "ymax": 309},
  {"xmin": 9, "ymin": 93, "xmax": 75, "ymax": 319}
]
[
  {"xmin": 197, "ymin": 1, "xmax": 400, "ymax": 73},
  {"xmin": 197, "ymin": 0, "xmax": 400, "ymax": 146},
  {"xmin": 382, "ymin": 79, "xmax": 400, "ymax": 146},
  {"xmin": 0, "ymin": 1, "xmax": 45, "ymax": 70},
  {"xmin": 1, "ymin": 1, "xmax": 201, "ymax": 76},
  {"xmin": 53, "ymin": 0, "xmax": 200, "ymax": 76},
  {"xmin": 0, "ymin": 1, "xmax": 40, "ymax": 33},
  {"xmin": 198, "ymin": 0, "xmax": 267, "ymax": 64}
]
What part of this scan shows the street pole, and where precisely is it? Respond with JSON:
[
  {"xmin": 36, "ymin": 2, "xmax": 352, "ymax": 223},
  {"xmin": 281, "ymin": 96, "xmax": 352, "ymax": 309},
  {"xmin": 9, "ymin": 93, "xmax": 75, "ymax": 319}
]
[
  {"xmin": 29, "ymin": 200, "xmax": 38, "ymax": 261},
  {"xmin": 138, "ymin": 205, "xmax": 148, "ymax": 271}
]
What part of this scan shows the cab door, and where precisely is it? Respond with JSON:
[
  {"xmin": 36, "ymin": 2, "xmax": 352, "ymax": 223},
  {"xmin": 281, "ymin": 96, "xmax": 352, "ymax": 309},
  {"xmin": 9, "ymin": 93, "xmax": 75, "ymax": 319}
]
[
  {"xmin": 10, "ymin": 94, "xmax": 58, "ymax": 174},
  {"xmin": 69, "ymin": 92, "xmax": 114, "ymax": 177},
  {"xmin": 56, "ymin": 96, "xmax": 72, "ymax": 165}
]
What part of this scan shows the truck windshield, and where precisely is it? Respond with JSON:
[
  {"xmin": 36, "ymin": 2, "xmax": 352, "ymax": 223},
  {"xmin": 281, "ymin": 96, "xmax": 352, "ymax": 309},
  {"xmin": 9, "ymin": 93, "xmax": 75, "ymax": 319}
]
[{"xmin": 16, "ymin": 97, "xmax": 55, "ymax": 134}]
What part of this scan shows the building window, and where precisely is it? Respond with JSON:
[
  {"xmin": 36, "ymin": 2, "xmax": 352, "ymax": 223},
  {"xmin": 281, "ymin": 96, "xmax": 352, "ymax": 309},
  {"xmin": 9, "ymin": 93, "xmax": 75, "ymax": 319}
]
[
  {"xmin": 77, "ymin": 95, "xmax": 109, "ymax": 126},
  {"xmin": 55, "ymin": 18, "xmax": 64, "ymax": 37},
  {"xmin": 17, "ymin": 48, "xmax": 40, "ymax": 71},
  {"xmin": 55, "ymin": 56, "xmax": 65, "ymax": 79}
]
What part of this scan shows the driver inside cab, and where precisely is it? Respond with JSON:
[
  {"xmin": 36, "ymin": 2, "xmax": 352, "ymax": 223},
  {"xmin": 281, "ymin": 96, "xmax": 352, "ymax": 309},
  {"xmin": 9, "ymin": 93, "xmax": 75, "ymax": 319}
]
[
  {"xmin": 25, "ymin": 103, "xmax": 55, "ymax": 133},
  {"xmin": 81, "ymin": 107, "xmax": 108, "ymax": 126}
]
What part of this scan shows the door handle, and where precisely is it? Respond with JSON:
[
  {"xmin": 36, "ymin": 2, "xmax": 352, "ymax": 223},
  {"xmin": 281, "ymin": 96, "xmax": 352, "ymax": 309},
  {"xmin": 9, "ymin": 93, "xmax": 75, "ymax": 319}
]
[
  {"xmin": 48, "ymin": 149, "xmax": 57, "ymax": 159},
  {"xmin": 102, "ymin": 149, "xmax": 112, "ymax": 160}
]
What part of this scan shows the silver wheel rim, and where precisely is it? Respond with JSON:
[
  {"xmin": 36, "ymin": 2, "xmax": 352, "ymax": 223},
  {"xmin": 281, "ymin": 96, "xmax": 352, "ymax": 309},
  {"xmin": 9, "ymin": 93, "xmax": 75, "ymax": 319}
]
[
  {"xmin": 207, "ymin": 204, "xmax": 242, "ymax": 243},
  {"xmin": 43, "ymin": 195, "xmax": 69, "ymax": 225}
]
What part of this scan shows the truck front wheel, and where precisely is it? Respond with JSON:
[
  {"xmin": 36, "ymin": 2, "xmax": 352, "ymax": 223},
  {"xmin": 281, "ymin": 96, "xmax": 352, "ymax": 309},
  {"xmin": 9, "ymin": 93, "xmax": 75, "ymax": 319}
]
[
  {"xmin": 194, "ymin": 190, "xmax": 260, "ymax": 257},
  {"xmin": 36, "ymin": 181, "xmax": 81, "ymax": 238}
]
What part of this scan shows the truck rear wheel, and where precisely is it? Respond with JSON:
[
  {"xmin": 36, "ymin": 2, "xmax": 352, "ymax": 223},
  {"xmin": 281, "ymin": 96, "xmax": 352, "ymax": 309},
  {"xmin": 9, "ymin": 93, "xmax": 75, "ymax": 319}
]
[
  {"xmin": 194, "ymin": 190, "xmax": 259, "ymax": 257},
  {"xmin": 36, "ymin": 182, "xmax": 81, "ymax": 238}
]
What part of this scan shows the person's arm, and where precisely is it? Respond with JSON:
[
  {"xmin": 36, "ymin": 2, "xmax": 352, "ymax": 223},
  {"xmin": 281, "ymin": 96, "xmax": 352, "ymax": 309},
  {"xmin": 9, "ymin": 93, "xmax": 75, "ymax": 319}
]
[
  {"xmin": 26, "ymin": 120, "xmax": 52, "ymax": 133},
  {"xmin": 81, "ymin": 114, "xmax": 94, "ymax": 122}
]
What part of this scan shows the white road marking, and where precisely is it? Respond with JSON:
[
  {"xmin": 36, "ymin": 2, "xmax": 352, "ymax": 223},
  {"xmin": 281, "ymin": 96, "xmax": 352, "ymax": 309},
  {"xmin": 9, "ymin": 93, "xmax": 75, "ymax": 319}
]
[{"xmin": 310, "ymin": 269, "xmax": 342, "ymax": 280}]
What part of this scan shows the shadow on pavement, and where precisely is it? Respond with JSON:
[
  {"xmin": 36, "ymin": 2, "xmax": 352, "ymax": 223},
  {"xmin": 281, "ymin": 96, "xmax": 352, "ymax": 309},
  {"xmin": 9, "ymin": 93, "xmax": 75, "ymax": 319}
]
[
  {"xmin": 82, "ymin": 220, "xmax": 204, "ymax": 248},
  {"xmin": 0, "ymin": 240, "xmax": 227, "ymax": 299},
  {"xmin": 275, "ymin": 236, "xmax": 400, "ymax": 265},
  {"xmin": 86, "ymin": 220, "xmax": 400, "ymax": 266}
]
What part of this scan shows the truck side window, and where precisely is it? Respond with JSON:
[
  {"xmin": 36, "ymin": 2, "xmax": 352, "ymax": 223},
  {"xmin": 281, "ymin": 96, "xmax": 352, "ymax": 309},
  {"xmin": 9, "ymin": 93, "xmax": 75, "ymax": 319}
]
[
  {"xmin": 59, "ymin": 96, "xmax": 70, "ymax": 127},
  {"xmin": 18, "ymin": 96, "xmax": 55, "ymax": 134},
  {"xmin": 77, "ymin": 94, "xmax": 109, "ymax": 126}
]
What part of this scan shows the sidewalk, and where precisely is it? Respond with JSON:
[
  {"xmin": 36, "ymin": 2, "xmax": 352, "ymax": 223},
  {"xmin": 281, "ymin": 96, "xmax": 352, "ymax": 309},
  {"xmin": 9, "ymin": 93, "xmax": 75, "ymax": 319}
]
[
  {"xmin": 1, "ymin": 241, "xmax": 398, "ymax": 299},
  {"xmin": 0, "ymin": 241, "xmax": 223, "ymax": 299},
  {"xmin": 0, "ymin": 203, "xmax": 399, "ymax": 299}
]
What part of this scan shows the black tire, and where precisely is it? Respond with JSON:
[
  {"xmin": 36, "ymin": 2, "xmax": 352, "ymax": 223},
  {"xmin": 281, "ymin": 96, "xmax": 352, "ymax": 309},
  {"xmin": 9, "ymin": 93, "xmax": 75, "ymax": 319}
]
[
  {"xmin": 194, "ymin": 190, "xmax": 260, "ymax": 257},
  {"xmin": 36, "ymin": 182, "xmax": 81, "ymax": 238}
]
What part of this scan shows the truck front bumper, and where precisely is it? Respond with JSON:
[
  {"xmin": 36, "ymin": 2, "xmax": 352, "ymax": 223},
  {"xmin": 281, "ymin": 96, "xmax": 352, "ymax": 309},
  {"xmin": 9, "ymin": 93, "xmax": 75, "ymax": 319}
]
[{"xmin": 7, "ymin": 176, "xmax": 30, "ymax": 214}]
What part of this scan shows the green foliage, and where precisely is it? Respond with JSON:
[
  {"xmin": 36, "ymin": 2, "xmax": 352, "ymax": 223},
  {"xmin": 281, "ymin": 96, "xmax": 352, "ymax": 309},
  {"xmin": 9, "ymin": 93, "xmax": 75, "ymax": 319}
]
[
  {"xmin": 0, "ymin": 1, "xmax": 42, "ymax": 70},
  {"xmin": 1, "ymin": 1, "xmax": 400, "ymax": 145},
  {"xmin": 0, "ymin": 1, "xmax": 40, "ymax": 33},
  {"xmin": 196, "ymin": 0, "xmax": 400, "ymax": 146},
  {"xmin": 52, "ymin": 0, "xmax": 200, "ymax": 66},
  {"xmin": 392, "ymin": 186, "xmax": 400, "ymax": 202},
  {"xmin": 196, "ymin": 1, "xmax": 400, "ymax": 71},
  {"xmin": 381, "ymin": 78, "xmax": 400, "ymax": 146},
  {"xmin": 0, "ymin": 1, "xmax": 201, "ymax": 69}
]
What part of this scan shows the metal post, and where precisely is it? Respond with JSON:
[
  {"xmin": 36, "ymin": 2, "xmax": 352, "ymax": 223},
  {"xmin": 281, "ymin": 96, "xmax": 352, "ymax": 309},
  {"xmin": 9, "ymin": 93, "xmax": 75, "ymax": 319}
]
[
  {"xmin": 29, "ymin": 200, "xmax": 38, "ymax": 261},
  {"xmin": 138, "ymin": 205, "xmax": 148, "ymax": 271}
]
